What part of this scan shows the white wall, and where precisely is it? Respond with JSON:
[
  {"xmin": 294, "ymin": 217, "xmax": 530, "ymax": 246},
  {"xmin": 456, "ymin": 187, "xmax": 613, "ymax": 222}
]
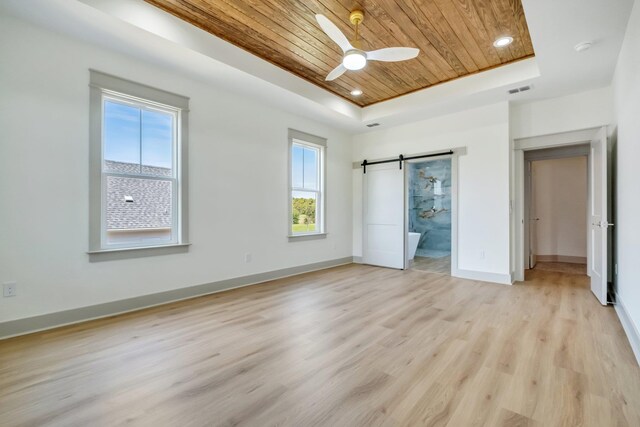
[
  {"xmin": 532, "ymin": 157, "xmax": 587, "ymax": 259},
  {"xmin": 352, "ymin": 102, "xmax": 511, "ymax": 281},
  {"xmin": 612, "ymin": 0, "xmax": 640, "ymax": 351},
  {"xmin": 511, "ymin": 86, "xmax": 614, "ymax": 139},
  {"xmin": 0, "ymin": 15, "xmax": 353, "ymax": 322}
]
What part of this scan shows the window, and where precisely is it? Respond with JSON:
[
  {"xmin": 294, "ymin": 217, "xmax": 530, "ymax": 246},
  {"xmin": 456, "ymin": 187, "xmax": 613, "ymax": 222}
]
[
  {"xmin": 89, "ymin": 71, "xmax": 189, "ymax": 255},
  {"xmin": 288, "ymin": 129, "xmax": 326, "ymax": 238}
]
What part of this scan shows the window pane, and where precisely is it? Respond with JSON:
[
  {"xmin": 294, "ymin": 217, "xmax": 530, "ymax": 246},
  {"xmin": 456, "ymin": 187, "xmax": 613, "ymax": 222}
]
[
  {"xmin": 303, "ymin": 147, "xmax": 318, "ymax": 190},
  {"xmin": 291, "ymin": 191, "xmax": 317, "ymax": 234},
  {"xmin": 104, "ymin": 100, "xmax": 141, "ymax": 173},
  {"xmin": 142, "ymin": 109, "xmax": 174, "ymax": 177},
  {"xmin": 292, "ymin": 144, "xmax": 303, "ymax": 188},
  {"xmin": 106, "ymin": 176, "xmax": 173, "ymax": 245}
]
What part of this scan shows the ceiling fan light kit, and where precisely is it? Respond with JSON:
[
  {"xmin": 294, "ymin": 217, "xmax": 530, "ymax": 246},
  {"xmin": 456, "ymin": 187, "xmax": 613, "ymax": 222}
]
[
  {"xmin": 343, "ymin": 51, "xmax": 367, "ymax": 70},
  {"xmin": 316, "ymin": 10, "xmax": 420, "ymax": 81}
]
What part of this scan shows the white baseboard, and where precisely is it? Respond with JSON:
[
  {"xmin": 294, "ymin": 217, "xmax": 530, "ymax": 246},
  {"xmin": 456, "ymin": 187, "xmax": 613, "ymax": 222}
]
[
  {"xmin": 537, "ymin": 254, "xmax": 587, "ymax": 264},
  {"xmin": 453, "ymin": 269, "xmax": 512, "ymax": 285},
  {"xmin": 352, "ymin": 256, "xmax": 363, "ymax": 264},
  {"xmin": 0, "ymin": 257, "xmax": 353, "ymax": 340},
  {"xmin": 614, "ymin": 297, "xmax": 640, "ymax": 366}
]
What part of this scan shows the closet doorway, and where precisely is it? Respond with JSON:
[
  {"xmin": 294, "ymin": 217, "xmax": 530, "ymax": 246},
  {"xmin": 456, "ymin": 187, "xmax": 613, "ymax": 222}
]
[
  {"xmin": 514, "ymin": 126, "xmax": 611, "ymax": 305},
  {"xmin": 525, "ymin": 146, "xmax": 589, "ymax": 276}
]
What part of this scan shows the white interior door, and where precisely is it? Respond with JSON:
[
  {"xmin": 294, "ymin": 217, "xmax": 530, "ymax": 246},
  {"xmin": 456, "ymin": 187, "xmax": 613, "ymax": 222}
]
[
  {"xmin": 528, "ymin": 161, "xmax": 539, "ymax": 268},
  {"xmin": 363, "ymin": 162, "xmax": 405, "ymax": 269},
  {"xmin": 589, "ymin": 127, "xmax": 608, "ymax": 305}
]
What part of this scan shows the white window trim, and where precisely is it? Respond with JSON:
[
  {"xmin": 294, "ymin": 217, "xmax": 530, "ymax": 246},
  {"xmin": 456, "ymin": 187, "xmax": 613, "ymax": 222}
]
[
  {"xmin": 88, "ymin": 70, "xmax": 190, "ymax": 259},
  {"xmin": 288, "ymin": 129, "xmax": 327, "ymax": 241}
]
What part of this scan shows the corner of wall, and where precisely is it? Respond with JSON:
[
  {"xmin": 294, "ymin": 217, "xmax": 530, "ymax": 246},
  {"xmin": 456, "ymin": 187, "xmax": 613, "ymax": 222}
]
[{"xmin": 615, "ymin": 299, "xmax": 640, "ymax": 366}]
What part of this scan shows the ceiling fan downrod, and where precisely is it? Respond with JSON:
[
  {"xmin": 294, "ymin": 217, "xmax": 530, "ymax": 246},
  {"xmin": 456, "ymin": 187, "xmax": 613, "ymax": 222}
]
[{"xmin": 349, "ymin": 10, "xmax": 364, "ymax": 49}]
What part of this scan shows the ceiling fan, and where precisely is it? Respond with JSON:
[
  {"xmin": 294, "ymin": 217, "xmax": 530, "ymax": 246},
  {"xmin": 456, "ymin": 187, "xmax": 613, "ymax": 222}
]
[{"xmin": 316, "ymin": 10, "xmax": 420, "ymax": 81}]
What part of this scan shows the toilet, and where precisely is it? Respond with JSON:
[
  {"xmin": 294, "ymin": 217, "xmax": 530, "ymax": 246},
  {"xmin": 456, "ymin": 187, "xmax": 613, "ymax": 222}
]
[{"xmin": 408, "ymin": 232, "xmax": 421, "ymax": 260}]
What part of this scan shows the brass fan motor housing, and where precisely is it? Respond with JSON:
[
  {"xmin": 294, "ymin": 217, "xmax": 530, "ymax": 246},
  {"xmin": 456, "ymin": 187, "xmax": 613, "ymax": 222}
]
[{"xmin": 349, "ymin": 9, "xmax": 364, "ymax": 25}]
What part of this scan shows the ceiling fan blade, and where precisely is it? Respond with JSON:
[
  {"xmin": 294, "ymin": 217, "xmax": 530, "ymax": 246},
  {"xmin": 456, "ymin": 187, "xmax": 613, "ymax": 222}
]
[
  {"xmin": 366, "ymin": 47, "xmax": 420, "ymax": 62},
  {"xmin": 315, "ymin": 14, "xmax": 353, "ymax": 52},
  {"xmin": 326, "ymin": 64, "xmax": 347, "ymax": 81}
]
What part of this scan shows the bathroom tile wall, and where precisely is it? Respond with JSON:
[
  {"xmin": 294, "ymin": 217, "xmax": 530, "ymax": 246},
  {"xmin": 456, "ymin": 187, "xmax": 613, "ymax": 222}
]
[{"xmin": 408, "ymin": 159, "xmax": 452, "ymax": 258}]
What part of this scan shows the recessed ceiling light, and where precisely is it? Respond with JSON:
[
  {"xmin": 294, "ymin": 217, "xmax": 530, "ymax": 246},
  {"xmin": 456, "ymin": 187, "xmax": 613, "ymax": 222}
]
[
  {"xmin": 493, "ymin": 36, "xmax": 513, "ymax": 48},
  {"xmin": 574, "ymin": 41, "xmax": 593, "ymax": 52},
  {"xmin": 350, "ymin": 89, "xmax": 363, "ymax": 96}
]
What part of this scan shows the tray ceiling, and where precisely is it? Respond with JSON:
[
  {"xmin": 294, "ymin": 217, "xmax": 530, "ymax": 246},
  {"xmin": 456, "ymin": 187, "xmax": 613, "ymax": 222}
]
[{"xmin": 145, "ymin": 0, "xmax": 535, "ymax": 107}]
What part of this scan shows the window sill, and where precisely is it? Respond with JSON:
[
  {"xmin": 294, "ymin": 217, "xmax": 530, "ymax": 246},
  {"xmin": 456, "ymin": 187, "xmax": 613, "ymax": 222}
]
[
  {"xmin": 288, "ymin": 233, "xmax": 327, "ymax": 242},
  {"xmin": 88, "ymin": 243, "xmax": 191, "ymax": 262}
]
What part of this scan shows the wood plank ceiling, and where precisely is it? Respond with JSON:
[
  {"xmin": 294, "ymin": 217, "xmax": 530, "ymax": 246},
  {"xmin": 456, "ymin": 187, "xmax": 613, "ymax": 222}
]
[{"xmin": 145, "ymin": 0, "xmax": 535, "ymax": 107}]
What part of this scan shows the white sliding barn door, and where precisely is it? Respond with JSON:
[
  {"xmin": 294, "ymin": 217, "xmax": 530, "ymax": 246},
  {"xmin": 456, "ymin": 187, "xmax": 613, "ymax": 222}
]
[
  {"xmin": 363, "ymin": 162, "xmax": 405, "ymax": 269},
  {"xmin": 589, "ymin": 127, "xmax": 609, "ymax": 305}
]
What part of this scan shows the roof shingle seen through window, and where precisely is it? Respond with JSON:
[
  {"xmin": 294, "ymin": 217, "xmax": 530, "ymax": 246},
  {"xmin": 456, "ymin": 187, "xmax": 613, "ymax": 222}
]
[
  {"xmin": 105, "ymin": 161, "xmax": 172, "ymax": 230},
  {"xmin": 104, "ymin": 160, "xmax": 172, "ymax": 177}
]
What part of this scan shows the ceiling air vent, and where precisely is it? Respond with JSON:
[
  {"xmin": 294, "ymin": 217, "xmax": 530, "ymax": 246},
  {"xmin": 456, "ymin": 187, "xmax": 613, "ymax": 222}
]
[
  {"xmin": 366, "ymin": 123, "xmax": 380, "ymax": 128},
  {"xmin": 508, "ymin": 85, "xmax": 532, "ymax": 95}
]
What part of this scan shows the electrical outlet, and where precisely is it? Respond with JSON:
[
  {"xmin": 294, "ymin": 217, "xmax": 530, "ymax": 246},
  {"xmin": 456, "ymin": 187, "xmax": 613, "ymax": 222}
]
[
  {"xmin": 3, "ymin": 282, "xmax": 17, "ymax": 297},
  {"xmin": 244, "ymin": 253, "xmax": 252, "ymax": 263}
]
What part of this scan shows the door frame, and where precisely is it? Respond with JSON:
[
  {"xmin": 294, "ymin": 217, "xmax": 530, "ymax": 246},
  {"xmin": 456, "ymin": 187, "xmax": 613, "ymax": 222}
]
[
  {"xmin": 523, "ymin": 159, "xmax": 536, "ymax": 269},
  {"xmin": 403, "ymin": 152, "xmax": 460, "ymax": 276},
  {"xmin": 512, "ymin": 127, "xmax": 605, "ymax": 282}
]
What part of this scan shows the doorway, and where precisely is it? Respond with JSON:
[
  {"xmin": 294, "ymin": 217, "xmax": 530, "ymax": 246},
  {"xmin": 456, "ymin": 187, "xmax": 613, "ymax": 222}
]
[
  {"xmin": 406, "ymin": 158, "xmax": 452, "ymax": 274},
  {"xmin": 524, "ymin": 146, "xmax": 589, "ymax": 276},
  {"xmin": 361, "ymin": 149, "xmax": 460, "ymax": 274},
  {"xmin": 513, "ymin": 126, "xmax": 610, "ymax": 305}
]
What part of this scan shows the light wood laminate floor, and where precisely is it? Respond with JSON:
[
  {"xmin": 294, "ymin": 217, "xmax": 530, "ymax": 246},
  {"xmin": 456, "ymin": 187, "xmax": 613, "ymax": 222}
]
[
  {"xmin": 412, "ymin": 256, "xmax": 451, "ymax": 274},
  {"xmin": 533, "ymin": 261, "xmax": 588, "ymax": 275},
  {"xmin": 1, "ymin": 264, "xmax": 639, "ymax": 426}
]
